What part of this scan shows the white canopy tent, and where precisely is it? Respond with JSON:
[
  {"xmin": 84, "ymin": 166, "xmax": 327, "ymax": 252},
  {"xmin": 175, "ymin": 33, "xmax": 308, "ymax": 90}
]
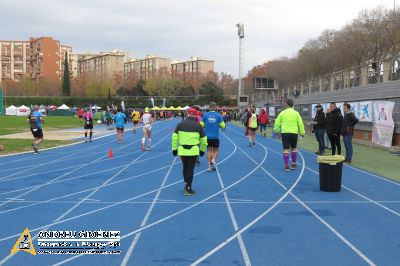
[
  {"xmin": 91, "ymin": 105, "xmax": 102, "ymax": 112},
  {"xmin": 182, "ymin": 106, "xmax": 190, "ymax": 110},
  {"xmin": 5, "ymin": 105, "xmax": 17, "ymax": 116},
  {"xmin": 16, "ymin": 105, "xmax": 31, "ymax": 116},
  {"xmin": 57, "ymin": 104, "xmax": 70, "ymax": 110}
]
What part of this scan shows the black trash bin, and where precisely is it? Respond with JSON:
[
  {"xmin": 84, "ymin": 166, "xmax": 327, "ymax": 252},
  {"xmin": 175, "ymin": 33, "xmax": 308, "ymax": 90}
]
[{"xmin": 317, "ymin": 155, "xmax": 345, "ymax": 192}]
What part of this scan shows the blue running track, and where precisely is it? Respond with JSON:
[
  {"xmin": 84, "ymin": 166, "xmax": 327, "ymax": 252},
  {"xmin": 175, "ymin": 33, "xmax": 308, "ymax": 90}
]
[{"xmin": 0, "ymin": 119, "xmax": 399, "ymax": 265}]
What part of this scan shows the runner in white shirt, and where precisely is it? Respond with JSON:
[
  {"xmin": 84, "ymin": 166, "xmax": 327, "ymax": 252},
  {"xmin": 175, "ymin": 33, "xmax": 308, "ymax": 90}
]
[{"xmin": 140, "ymin": 107, "xmax": 153, "ymax": 151}]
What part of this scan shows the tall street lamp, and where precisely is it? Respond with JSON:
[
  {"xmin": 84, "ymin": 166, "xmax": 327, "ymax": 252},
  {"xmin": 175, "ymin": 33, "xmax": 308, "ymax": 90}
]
[{"xmin": 236, "ymin": 23, "xmax": 244, "ymax": 107}]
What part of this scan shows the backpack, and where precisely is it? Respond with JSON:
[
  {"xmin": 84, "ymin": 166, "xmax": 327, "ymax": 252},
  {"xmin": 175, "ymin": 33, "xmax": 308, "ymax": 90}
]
[{"xmin": 248, "ymin": 113, "xmax": 258, "ymax": 128}]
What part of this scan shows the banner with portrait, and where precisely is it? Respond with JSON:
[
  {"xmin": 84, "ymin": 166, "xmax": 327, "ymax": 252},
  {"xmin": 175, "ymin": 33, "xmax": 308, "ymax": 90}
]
[
  {"xmin": 269, "ymin": 106, "xmax": 275, "ymax": 117},
  {"xmin": 311, "ymin": 104, "xmax": 318, "ymax": 119},
  {"xmin": 372, "ymin": 101, "xmax": 395, "ymax": 148},
  {"xmin": 357, "ymin": 101, "xmax": 373, "ymax": 122}
]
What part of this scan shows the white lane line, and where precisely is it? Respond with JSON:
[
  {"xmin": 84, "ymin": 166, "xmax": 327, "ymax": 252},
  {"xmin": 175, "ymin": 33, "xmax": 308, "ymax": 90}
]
[
  {"xmin": 305, "ymin": 166, "xmax": 400, "ymax": 217},
  {"xmin": 121, "ymin": 157, "xmax": 177, "ymax": 266},
  {"xmin": 0, "ymin": 124, "xmax": 169, "ymax": 182},
  {"xmin": 49, "ymin": 135, "xmax": 245, "ymax": 265},
  {"xmin": 0, "ymin": 137, "xmax": 116, "ymax": 180},
  {"xmin": 156, "ymin": 199, "xmax": 177, "ymax": 202},
  {"xmin": 0, "ymin": 162, "xmax": 179, "ymax": 217},
  {"xmin": 0, "ymin": 130, "xmax": 172, "ymax": 265},
  {"xmin": 229, "ymin": 199, "xmax": 254, "ymax": 202},
  {"xmin": 241, "ymin": 125, "xmax": 400, "ymax": 219},
  {"xmin": 216, "ymin": 163, "xmax": 251, "ymax": 266},
  {"xmin": 0, "ymin": 150, "xmax": 170, "ymax": 197},
  {"xmin": 77, "ymin": 198, "xmax": 100, "ymax": 202},
  {"xmin": 0, "ymin": 124, "xmax": 172, "ymax": 209},
  {"xmin": 4, "ymin": 198, "xmax": 24, "ymax": 201},
  {"xmin": 229, "ymin": 126, "xmax": 377, "ymax": 265},
  {"xmin": 2, "ymin": 199, "xmax": 399, "ymax": 205},
  {"xmin": 260, "ymin": 167, "xmax": 376, "ymax": 266},
  {"xmin": 191, "ymin": 130, "xmax": 305, "ymax": 266},
  {"xmin": 292, "ymin": 140, "xmax": 400, "ymax": 187},
  {"xmin": 0, "ymin": 120, "xmax": 167, "ymax": 160},
  {"xmin": 290, "ymin": 192, "xmax": 376, "ymax": 265}
]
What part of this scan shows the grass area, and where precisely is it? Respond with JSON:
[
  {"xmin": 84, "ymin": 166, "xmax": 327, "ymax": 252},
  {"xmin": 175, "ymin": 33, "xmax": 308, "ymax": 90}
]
[
  {"xmin": 231, "ymin": 121, "xmax": 400, "ymax": 183},
  {"xmin": 0, "ymin": 116, "xmax": 84, "ymax": 135},
  {"xmin": 0, "ymin": 116, "xmax": 81, "ymax": 155},
  {"xmin": 0, "ymin": 138, "xmax": 75, "ymax": 155}
]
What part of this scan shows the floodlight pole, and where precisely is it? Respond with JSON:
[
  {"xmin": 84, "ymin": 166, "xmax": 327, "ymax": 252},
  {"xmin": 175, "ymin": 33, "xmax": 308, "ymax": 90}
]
[{"xmin": 236, "ymin": 23, "xmax": 244, "ymax": 107}]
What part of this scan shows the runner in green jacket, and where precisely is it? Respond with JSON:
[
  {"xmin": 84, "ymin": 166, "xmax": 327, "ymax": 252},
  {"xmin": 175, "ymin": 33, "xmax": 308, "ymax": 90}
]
[
  {"xmin": 274, "ymin": 99, "xmax": 305, "ymax": 171},
  {"xmin": 172, "ymin": 108, "xmax": 207, "ymax": 195}
]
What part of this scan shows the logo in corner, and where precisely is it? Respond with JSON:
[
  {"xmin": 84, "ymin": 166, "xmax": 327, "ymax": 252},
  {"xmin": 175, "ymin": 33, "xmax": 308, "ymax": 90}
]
[{"xmin": 10, "ymin": 228, "xmax": 36, "ymax": 256}]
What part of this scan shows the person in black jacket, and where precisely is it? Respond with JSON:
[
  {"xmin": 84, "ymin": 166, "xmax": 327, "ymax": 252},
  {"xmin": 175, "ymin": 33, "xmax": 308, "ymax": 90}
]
[
  {"xmin": 325, "ymin": 102, "xmax": 343, "ymax": 155},
  {"xmin": 312, "ymin": 104, "xmax": 325, "ymax": 155},
  {"xmin": 172, "ymin": 108, "xmax": 208, "ymax": 196},
  {"xmin": 341, "ymin": 103, "xmax": 359, "ymax": 163}
]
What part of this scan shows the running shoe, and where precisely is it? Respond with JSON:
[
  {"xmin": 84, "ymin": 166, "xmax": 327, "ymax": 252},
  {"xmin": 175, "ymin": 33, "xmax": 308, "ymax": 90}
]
[
  {"xmin": 32, "ymin": 143, "xmax": 38, "ymax": 154},
  {"xmin": 196, "ymin": 160, "xmax": 200, "ymax": 166},
  {"xmin": 207, "ymin": 164, "xmax": 212, "ymax": 172},
  {"xmin": 85, "ymin": 138, "xmax": 88, "ymax": 143},
  {"xmin": 284, "ymin": 165, "xmax": 290, "ymax": 172},
  {"xmin": 184, "ymin": 188, "xmax": 196, "ymax": 196},
  {"xmin": 252, "ymin": 140, "xmax": 256, "ymax": 146},
  {"xmin": 89, "ymin": 138, "xmax": 92, "ymax": 142},
  {"xmin": 249, "ymin": 142, "xmax": 252, "ymax": 147},
  {"xmin": 211, "ymin": 161, "xmax": 216, "ymax": 171},
  {"xmin": 141, "ymin": 144, "xmax": 145, "ymax": 151},
  {"xmin": 291, "ymin": 163, "xmax": 297, "ymax": 170}
]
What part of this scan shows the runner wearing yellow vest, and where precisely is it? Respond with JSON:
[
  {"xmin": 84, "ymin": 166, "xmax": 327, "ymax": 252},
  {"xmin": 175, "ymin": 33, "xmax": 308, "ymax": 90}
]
[
  {"xmin": 274, "ymin": 99, "xmax": 305, "ymax": 171},
  {"xmin": 246, "ymin": 107, "xmax": 259, "ymax": 147}
]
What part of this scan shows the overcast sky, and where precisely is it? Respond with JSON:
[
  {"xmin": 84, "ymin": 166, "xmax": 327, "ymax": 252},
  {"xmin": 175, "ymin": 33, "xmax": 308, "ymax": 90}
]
[{"xmin": 0, "ymin": 0, "xmax": 396, "ymax": 76}]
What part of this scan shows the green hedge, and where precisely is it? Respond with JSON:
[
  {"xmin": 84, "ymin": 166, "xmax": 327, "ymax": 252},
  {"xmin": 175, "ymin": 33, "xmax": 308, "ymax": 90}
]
[{"xmin": 4, "ymin": 96, "xmax": 236, "ymax": 108}]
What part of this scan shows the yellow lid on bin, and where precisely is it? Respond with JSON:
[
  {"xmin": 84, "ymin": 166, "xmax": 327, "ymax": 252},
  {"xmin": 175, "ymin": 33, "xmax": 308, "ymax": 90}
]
[{"xmin": 317, "ymin": 155, "xmax": 345, "ymax": 164}]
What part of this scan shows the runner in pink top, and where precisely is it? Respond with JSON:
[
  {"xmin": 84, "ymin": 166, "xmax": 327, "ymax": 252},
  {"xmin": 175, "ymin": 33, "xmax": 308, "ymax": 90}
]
[{"xmin": 83, "ymin": 109, "xmax": 94, "ymax": 142}]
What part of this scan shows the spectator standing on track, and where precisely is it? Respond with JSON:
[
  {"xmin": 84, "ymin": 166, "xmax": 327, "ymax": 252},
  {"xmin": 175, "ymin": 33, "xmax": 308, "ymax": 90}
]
[
  {"xmin": 113, "ymin": 107, "xmax": 127, "ymax": 144},
  {"xmin": 312, "ymin": 104, "xmax": 325, "ymax": 155},
  {"xmin": 140, "ymin": 107, "xmax": 153, "ymax": 151},
  {"xmin": 131, "ymin": 109, "xmax": 140, "ymax": 134},
  {"xmin": 83, "ymin": 108, "xmax": 94, "ymax": 143},
  {"xmin": 258, "ymin": 108, "xmax": 269, "ymax": 137},
  {"xmin": 341, "ymin": 103, "xmax": 358, "ymax": 163},
  {"xmin": 28, "ymin": 105, "xmax": 45, "ymax": 154},
  {"xmin": 246, "ymin": 107, "xmax": 259, "ymax": 146},
  {"xmin": 201, "ymin": 102, "xmax": 226, "ymax": 172},
  {"xmin": 172, "ymin": 108, "xmax": 207, "ymax": 196},
  {"xmin": 326, "ymin": 102, "xmax": 343, "ymax": 156},
  {"xmin": 274, "ymin": 99, "xmax": 305, "ymax": 171}
]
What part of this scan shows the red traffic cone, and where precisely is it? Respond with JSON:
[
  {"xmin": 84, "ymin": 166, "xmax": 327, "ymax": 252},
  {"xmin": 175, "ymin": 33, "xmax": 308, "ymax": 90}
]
[{"xmin": 108, "ymin": 148, "xmax": 113, "ymax": 159}]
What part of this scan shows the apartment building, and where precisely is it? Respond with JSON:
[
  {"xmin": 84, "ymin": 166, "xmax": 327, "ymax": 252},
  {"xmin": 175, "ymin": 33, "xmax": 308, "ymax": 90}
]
[
  {"xmin": 0, "ymin": 37, "xmax": 72, "ymax": 83},
  {"xmin": 171, "ymin": 57, "xmax": 214, "ymax": 79},
  {"xmin": 78, "ymin": 50, "xmax": 127, "ymax": 80},
  {"xmin": 124, "ymin": 55, "xmax": 172, "ymax": 81}
]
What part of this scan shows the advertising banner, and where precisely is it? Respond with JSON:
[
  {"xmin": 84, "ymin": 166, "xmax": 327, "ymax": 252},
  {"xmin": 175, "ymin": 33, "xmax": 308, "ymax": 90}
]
[
  {"xmin": 357, "ymin": 101, "xmax": 373, "ymax": 122},
  {"xmin": 269, "ymin": 106, "xmax": 275, "ymax": 117},
  {"xmin": 372, "ymin": 101, "xmax": 395, "ymax": 148}
]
